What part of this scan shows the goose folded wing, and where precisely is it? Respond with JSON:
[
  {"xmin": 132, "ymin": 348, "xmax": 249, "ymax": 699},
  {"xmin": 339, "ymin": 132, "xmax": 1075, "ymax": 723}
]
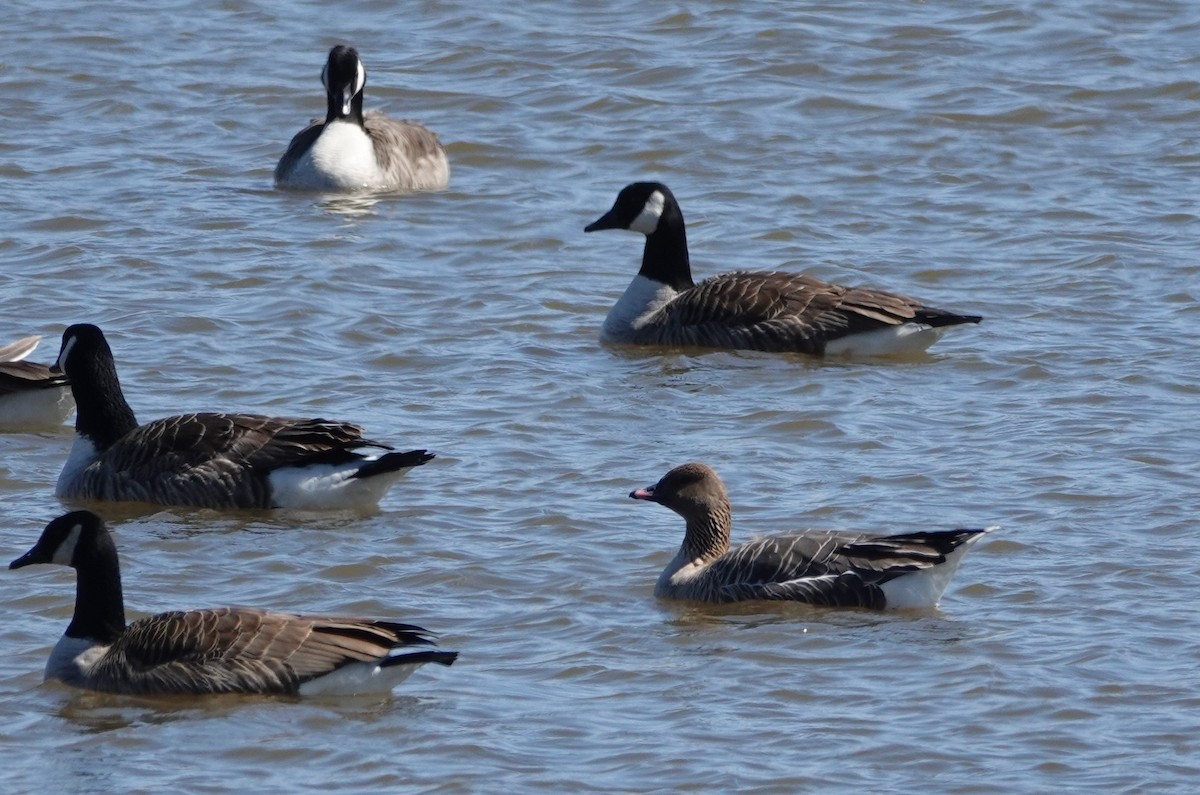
[
  {"xmin": 826, "ymin": 285, "xmax": 928, "ymax": 330},
  {"xmin": 101, "ymin": 608, "xmax": 432, "ymax": 694},
  {"xmin": 98, "ymin": 607, "xmax": 304, "ymax": 693},
  {"xmin": 240, "ymin": 416, "xmax": 394, "ymax": 470},
  {"xmin": 719, "ymin": 570, "xmax": 888, "ymax": 608},
  {"xmin": 712, "ymin": 530, "xmax": 876, "ymax": 581},
  {"xmin": 107, "ymin": 414, "xmax": 391, "ymax": 478},
  {"xmin": 659, "ymin": 271, "xmax": 828, "ymax": 327},
  {"xmin": 705, "ymin": 530, "xmax": 888, "ymax": 605},
  {"xmin": 0, "ymin": 361, "xmax": 68, "ymax": 394},
  {"xmin": 658, "ymin": 272, "xmax": 927, "ymax": 344},
  {"xmin": 832, "ymin": 530, "xmax": 972, "ymax": 574},
  {"xmin": 364, "ymin": 112, "xmax": 445, "ymax": 171}
]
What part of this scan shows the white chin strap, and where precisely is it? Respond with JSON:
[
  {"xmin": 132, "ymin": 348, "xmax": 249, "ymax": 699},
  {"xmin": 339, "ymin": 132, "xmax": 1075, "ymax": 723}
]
[{"xmin": 629, "ymin": 190, "xmax": 665, "ymax": 234}]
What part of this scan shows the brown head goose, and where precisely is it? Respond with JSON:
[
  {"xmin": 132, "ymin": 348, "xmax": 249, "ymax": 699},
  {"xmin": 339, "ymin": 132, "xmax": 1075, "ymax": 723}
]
[
  {"xmin": 585, "ymin": 182, "xmax": 981, "ymax": 356},
  {"xmin": 275, "ymin": 45, "xmax": 449, "ymax": 193},
  {"xmin": 0, "ymin": 335, "xmax": 73, "ymax": 430},
  {"xmin": 10, "ymin": 511, "xmax": 457, "ymax": 696},
  {"xmin": 630, "ymin": 462, "xmax": 994, "ymax": 608},
  {"xmin": 53, "ymin": 323, "xmax": 433, "ymax": 511}
]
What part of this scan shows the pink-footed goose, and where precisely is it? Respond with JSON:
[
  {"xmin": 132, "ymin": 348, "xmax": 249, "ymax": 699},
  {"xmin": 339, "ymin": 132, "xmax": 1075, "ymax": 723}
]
[
  {"xmin": 631, "ymin": 463, "xmax": 994, "ymax": 608},
  {"xmin": 53, "ymin": 323, "xmax": 433, "ymax": 511},
  {"xmin": 585, "ymin": 182, "xmax": 981, "ymax": 356},
  {"xmin": 275, "ymin": 45, "xmax": 449, "ymax": 193},
  {"xmin": 10, "ymin": 511, "xmax": 457, "ymax": 696}
]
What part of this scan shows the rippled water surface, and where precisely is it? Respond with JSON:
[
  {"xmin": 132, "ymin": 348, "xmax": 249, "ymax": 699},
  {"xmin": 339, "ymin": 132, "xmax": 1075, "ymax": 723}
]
[{"xmin": 2, "ymin": 1, "xmax": 1198, "ymax": 791}]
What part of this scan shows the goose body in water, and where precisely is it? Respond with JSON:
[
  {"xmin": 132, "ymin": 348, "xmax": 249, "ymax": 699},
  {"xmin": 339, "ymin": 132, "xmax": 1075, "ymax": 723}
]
[
  {"xmin": 10, "ymin": 511, "xmax": 457, "ymax": 696},
  {"xmin": 585, "ymin": 182, "xmax": 981, "ymax": 356},
  {"xmin": 631, "ymin": 462, "xmax": 994, "ymax": 608},
  {"xmin": 275, "ymin": 45, "xmax": 449, "ymax": 193},
  {"xmin": 0, "ymin": 335, "xmax": 73, "ymax": 430},
  {"xmin": 52, "ymin": 324, "xmax": 433, "ymax": 511}
]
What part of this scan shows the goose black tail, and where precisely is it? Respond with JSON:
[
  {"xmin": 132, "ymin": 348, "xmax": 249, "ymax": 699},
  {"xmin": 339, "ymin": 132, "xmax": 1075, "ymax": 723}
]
[
  {"xmin": 381, "ymin": 650, "xmax": 459, "ymax": 668},
  {"xmin": 352, "ymin": 449, "xmax": 435, "ymax": 480},
  {"xmin": 918, "ymin": 308, "xmax": 983, "ymax": 328}
]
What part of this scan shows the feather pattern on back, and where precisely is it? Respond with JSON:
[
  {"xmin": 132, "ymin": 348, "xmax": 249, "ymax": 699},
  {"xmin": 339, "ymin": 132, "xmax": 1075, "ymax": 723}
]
[
  {"xmin": 84, "ymin": 607, "xmax": 441, "ymax": 695},
  {"xmin": 632, "ymin": 270, "xmax": 971, "ymax": 353}
]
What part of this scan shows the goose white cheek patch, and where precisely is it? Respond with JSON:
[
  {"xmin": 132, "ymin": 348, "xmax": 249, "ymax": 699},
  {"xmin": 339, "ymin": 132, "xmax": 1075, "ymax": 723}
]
[
  {"xmin": 629, "ymin": 190, "xmax": 665, "ymax": 234},
  {"xmin": 55, "ymin": 334, "xmax": 77, "ymax": 372},
  {"xmin": 342, "ymin": 62, "xmax": 366, "ymax": 115},
  {"xmin": 51, "ymin": 524, "xmax": 83, "ymax": 565}
]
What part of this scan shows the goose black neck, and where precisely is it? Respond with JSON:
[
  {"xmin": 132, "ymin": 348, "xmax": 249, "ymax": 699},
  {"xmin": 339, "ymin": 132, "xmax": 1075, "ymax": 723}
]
[
  {"xmin": 326, "ymin": 89, "xmax": 365, "ymax": 126},
  {"xmin": 639, "ymin": 203, "xmax": 694, "ymax": 291},
  {"xmin": 66, "ymin": 532, "xmax": 126, "ymax": 644},
  {"xmin": 70, "ymin": 355, "xmax": 138, "ymax": 450}
]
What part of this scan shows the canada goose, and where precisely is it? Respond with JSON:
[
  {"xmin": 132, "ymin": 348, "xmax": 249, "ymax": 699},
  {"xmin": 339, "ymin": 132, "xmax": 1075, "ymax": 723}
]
[
  {"xmin": 10, "ymin": 511, "xmax": 457, "ymax": 696},
  {"xmin": 275, "ymin": 45, "xmax": 449, "ymax": 192},
  {"xmin": 53, "ymin": 323, "xmax": 433, "ymax": 511},
  {"xmin": 630, "ymin": 462, "xmax": 994, "ymax": 608},
  {"xmin": 585, "ymin": 182, "xmax": 981, "ymax": 356},
  {"xmin": 0, "ymin": 335, "xmax": 73, "ymax": 430}
]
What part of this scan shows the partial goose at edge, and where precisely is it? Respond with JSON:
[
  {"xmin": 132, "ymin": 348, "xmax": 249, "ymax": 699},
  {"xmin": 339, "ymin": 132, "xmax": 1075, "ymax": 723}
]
[
  {"xmin": 0, "ymin": 335, "xmax": 74, "ymax": 431},
  {"xmin": 585, "ymin": 182, "xmax": 981, "ymax": 357},
  {"xmin": 10, "ymin": 511, "xmax": 458, "ymax": 696}
]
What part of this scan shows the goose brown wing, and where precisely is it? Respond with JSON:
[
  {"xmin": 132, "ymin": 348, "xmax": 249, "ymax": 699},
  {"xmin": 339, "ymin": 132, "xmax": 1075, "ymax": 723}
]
[
  {"xmin": 717, "ymin": 571, "xmax": 888, "ymax": 608},
  {"xmin": 98, "ymin": 607, "xmax": 433, "ymax": 695},
  {"xmin": 707, "ymin": 530, "xmax": 875, "ymax": 585},
  {"xmin": 363, "ymin": 112, "xmax": 446, "ymax": 175},
  {"xmin": 655, "ymin": 271, "xmax": 932, "ymax": 352},
  {"xmin": 832, "ymin": 530, "xmax": 984, "ymax": 573},
  {"xmin": 703, "ymin": 529, "xmax": 911, "ymax": 607},
  {"xmin": 103, "ymin": 413, "xmax": 390, "ymax": 478},
  {"xmin": 712, "ymin": 529, "xmax": 987, "ymax": 606},
  {"xmin": 0, "ymin": 361, "xmax": 68, "ymax": 396}
]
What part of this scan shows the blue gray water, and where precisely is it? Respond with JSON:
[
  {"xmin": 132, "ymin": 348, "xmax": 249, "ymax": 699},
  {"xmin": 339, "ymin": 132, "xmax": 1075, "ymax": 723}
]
[{"xmin": 1, "ymin": 1, "xmax": 1197, "ymax": 791}]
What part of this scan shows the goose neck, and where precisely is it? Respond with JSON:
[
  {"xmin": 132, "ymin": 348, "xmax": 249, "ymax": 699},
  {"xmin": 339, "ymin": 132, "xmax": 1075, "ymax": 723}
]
[
  {"xmin": 681, "ymin": 507, "xmax": 732, "ymax": 562},
  {"xmin": 639, "ymin": 215, "xmax": 694, "ymax": 291},
  {"xmin": 66, "ymin": 538, "xmax": 126, "ymax": 644}
]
